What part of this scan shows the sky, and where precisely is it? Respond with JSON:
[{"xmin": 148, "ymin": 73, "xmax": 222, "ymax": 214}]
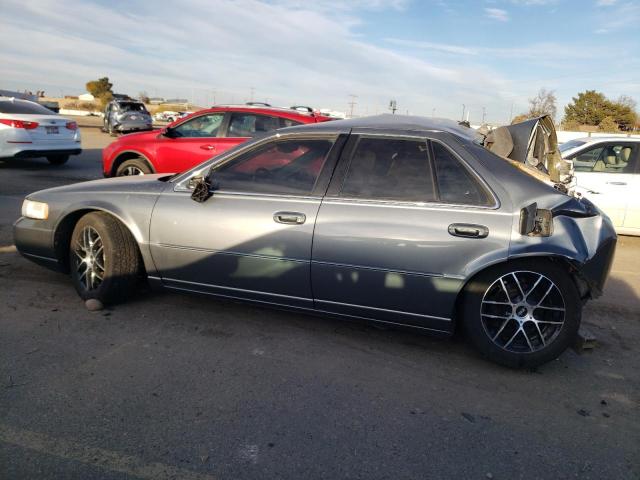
[{"xmin": 1, "ymin": 0, "xmax": 639, "ymax": 123}]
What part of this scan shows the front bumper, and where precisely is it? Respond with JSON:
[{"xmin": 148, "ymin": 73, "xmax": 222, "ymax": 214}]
[
  {"xmin": 13, "ymin": 216, "xmax": 63, "ymax": 272},
  {"xmin": 578, "ymin": 236, "xmax": 616, "ymax": 298}
]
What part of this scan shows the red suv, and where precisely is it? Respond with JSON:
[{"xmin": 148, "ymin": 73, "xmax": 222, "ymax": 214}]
[{"xmin": 102, "ymin": 104, "xmax": 332, "ymax": 177}]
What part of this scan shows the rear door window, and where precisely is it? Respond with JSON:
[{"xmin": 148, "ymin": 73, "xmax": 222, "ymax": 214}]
[
  {"xmin": 340, "ymin": 137, "xmax": 436, "ymax": 202},
  {"xmin": 171, "ymin": 113, "xmax": 224, "ymax": 138},
  {"xmin": 227, "ymin": 113, "xmax": 282, "ymax": 137}
]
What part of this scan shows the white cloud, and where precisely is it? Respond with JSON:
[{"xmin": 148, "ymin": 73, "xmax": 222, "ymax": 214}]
[
  {"xmin": 485, "ymin": 7, "xmax": 510, "ymax": 21},
  {"xmin": 596, "ymin": 0, "xmax": 617, "ymax": 6}
]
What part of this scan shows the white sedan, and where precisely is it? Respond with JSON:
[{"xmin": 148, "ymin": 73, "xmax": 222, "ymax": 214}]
[
  {"xmin": 0, "ymin": 97, "xmax": 81, "ymax": 165},
  {"xmin": 560, "ymin": 136, "xmax": 640, "ymax": 236}
]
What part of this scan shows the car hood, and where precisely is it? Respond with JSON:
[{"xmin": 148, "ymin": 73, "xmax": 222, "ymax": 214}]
[
  {"xmin": 29, "ymin": 174, "xmax": 170, "ymax": 199},
  {"xmin": 481, "ymin": 115, "xmax": 573, "ymax": 189}
]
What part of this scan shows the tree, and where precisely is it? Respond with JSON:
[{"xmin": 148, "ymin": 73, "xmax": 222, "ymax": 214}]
[
  {"xmin": 511, "ymin": 88, "xmax": 557, "ymax": 124},
  {"xmin": 564, "ymin": 90, "xmax": 610, "ymax": 126},
  {"xmin": 138, "ymin": 91, "xmax": 150, "ymax": 103},
  {"xmin": 528, "ymin": 88, "xmax": 557, "ymax": 120},
  {"xmin": 86, "ymin": 77, "xmax": 113, "ymax": 109},
  {"xmin": 563, "ymin": 90, "xmax": 637, "ymax": 130},
  {"xmin": 598, "ymin": 116, "xmax": 619, "ymax": 132}
]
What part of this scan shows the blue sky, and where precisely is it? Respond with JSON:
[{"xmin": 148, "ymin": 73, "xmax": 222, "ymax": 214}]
[{"xmin": 1, "ymin": 0, "xmax": 638, "ymax": 123}]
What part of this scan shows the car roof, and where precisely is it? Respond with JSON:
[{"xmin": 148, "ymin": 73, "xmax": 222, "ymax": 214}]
[
  {"xmin": 279, "ymin": 114, "xmax": 482, "ymax": 141},
  {"xmin": 198, "ymin": 105, "xmax": 327, "ymax": 122},
  {"xmin": 569, "ymin": 136, "xmax": 640, "ymax": 144}
]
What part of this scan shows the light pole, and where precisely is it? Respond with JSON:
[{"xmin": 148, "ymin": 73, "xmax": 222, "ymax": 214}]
[{"xmin": 461, "ymin": 104, "xmax": 466, "ymax": 121}]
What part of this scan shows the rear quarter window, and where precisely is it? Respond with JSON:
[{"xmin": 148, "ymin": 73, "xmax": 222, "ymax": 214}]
[{"xmin": 432, "ymin": 141, "xmax": 493, "ymax": 206}]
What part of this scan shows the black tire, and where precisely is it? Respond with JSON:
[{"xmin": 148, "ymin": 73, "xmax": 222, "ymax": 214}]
[
  {"xmin": 47, "ymin": 155, "xmax": 69, "ymax": 165},
  {"xmin": 115, "ymin": 158, "xmax": 152, "ymax": 176},
  {"xmin": 69, "ymin": 212, "xmax": 141, "ymax": 305},
  {"xmin": 461, "ymin": 259, "xmax": 581, "ymax": 368}
]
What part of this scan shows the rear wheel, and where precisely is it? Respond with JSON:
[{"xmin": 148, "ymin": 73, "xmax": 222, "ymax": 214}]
[
  {"xmin": 47, "ymin": 155, "xmax": 69, "ymax": 165},
  {"xmin": 462, "ymin": 260, "xmax": 581, "ymax": 368},
  {"xmin": 70, "ymin": 212, "xmax": 141, "ymax": 305},
  {"xmin": 115, "ymin": 158, "xmax": 152, "ymax": 176}
]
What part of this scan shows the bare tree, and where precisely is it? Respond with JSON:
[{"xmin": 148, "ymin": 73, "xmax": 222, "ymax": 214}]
[{"xmin": 528, "ymin": 88, "xmax": 557, "ymax": 120}]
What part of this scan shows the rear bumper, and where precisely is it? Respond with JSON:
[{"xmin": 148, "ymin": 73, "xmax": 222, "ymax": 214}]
[
  {"xmin": 13, "ymin": 148, "xmax": 82, "ymax": 158},
  {"xmin": 116, "ymin": 122, "xmax": 153, "ymax": 133}
]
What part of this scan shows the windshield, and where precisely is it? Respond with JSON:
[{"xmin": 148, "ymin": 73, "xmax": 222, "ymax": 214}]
[
  {"xmin": 119, "ymin": 102, "xmax": 147, "ymax": 113},
  {"xmin": 559, "ymin": 139, "xmax": 586, "ymax": 153},
  {"xmin": 0, "ymin": 100, "xmax": 56, "ymax": 115}
]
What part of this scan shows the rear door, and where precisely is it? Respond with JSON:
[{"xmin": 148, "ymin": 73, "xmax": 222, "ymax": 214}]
[
  {"xmin": 154, "ymin": 112, "xmax": 226, "ymax": 172},
  {"xmin": 311, "ymin": 132, "xmax": 512, "ymax": 334},
  {"xmin": 570, "ymin": 142, "xmax": 638, "ymax": 227},
  {"xmin": 220, "ymin": 112, "xmax": 303, "ymax": 151}
]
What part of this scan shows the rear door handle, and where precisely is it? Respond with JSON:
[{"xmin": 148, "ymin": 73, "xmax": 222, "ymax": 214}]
[
  {"xmin": 273, "ymin": 211, "xmax": 306, "ymax": 225},
  {"xmin": 200, "ymin": 144, "xmax": 216, "ymax": 151},
  {"xmin": 448, "ymin": 223, "xmax": 489, "ymax": 239},
  {"xmin": 606, "ymin": 181, "xmax": 627, "ymax": 186}
]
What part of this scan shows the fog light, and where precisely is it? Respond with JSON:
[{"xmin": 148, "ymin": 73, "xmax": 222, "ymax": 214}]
[{"xmin": 21, "ymin": 199, "xmax": 49, "ymax": 220}]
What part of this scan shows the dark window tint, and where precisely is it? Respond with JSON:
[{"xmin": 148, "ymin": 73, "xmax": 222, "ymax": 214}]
[
  {"xmin": 171, "ymin": 113, "xmax": 224, "ymax": 138},
  {"xmin": 0, "ymin": 100, "xmax": 55, "ymax": 115},
  {"xmin": 213, "ymin": 139, "xmax": 333, "ymax": 195},
  {"xmin": 574, "ymin": 144, "xmax": 637, "ymax": 174},
  {"xmin": 341, "ymin": 137, "xmax": 436, "ymax": 202},
  {"xmin": 432, "ymin": 142, "xmax": 491, "ymax": 205},
  {"xmin": 228, "ymin": 113, "xmax": 281, "ymax": 137},
  {"xmin": 280, "ymin": 117, "xmax": 303, "ymax": 128},
  {"xmin": 118, "ymin": 102, "xmax": 147, "ymax": 112}
]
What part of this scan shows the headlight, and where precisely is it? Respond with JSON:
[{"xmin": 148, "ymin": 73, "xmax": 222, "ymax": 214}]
[{"xmin": 21, "ymin": 199, "xmax": 49, "ymax": 220}]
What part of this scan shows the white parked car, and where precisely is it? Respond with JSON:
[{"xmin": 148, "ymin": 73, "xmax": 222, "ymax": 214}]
[
  {"xmin": 560, "ymin": 136, "xmax": 640, "ymax": 236},
  {"xmin": 0, "ymin": 97, "xmax": 81, "ymax": 165}
]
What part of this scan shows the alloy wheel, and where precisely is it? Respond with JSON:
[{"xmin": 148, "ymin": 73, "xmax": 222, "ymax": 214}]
[
  {"xmin": 73, "ymin": 226, "xmax": 105, "ymax": 291},
  {"xmin": 122, "ymin": 165, "xmax": 144, "ymax": 175},
  {"xmin": 480, "ymin": 271, "xmax": 566, "ymax": 353}
]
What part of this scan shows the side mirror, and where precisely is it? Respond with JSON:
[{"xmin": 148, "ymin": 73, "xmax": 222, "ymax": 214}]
[
  {"xmin": 163, "ymin": 127, "xmax": 175, "ymax": 138},
  {"xmin": 190, "ymin": 175, "xmax": 213, "ymax": 203}
]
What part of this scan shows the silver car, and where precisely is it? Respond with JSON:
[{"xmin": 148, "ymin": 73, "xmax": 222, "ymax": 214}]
[
  {"xmin": 14, "ymin": 115, "xmax": 616, "ymax": 368},
  {"xmin": 103, "ymin": 99, "xmax": 152, "ymax": 135}
]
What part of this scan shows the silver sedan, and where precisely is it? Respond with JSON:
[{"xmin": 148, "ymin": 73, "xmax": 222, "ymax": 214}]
[{"xmin": 14, "ymin": 115, "xmax": 617, "ymax": 368}]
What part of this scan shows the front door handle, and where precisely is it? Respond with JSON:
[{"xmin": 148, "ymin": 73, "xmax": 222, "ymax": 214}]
[
  {"xmin": 606, "ymin": 181, "xmax": 627, "ymax": 186},
  {"xmin": 273, "ymin": 211, "xmax": 306, "ymax": 225},
  {"xmin": 200, "ymin": 144, "xmax": 216, "ymax": 151},
  {"xmin": 448, "ymin": 223, "xmax": 489, "ymax": 239}
]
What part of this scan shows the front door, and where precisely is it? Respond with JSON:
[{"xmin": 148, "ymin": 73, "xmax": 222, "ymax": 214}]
[
  {"xmin": 155, "ymin": 112, "xmax": 226, "ymax": 173},
  {"xmin": 311, "ymin": 133, "xmax": 512, "ymax": 333},
  {"xmin": 149, "ymin": 134, "xmax": 339, "ymax": 309},
  {"xmin": 571, "ymin": 142, "xmax": 638, "ymax": 228}
]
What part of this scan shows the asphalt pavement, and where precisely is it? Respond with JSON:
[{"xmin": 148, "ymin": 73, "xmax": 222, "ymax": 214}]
[{"xmin": 1, "ymin": 128, "xmax": 639, "ymax": 479}]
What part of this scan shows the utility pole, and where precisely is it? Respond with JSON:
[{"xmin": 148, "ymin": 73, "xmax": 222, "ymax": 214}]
[
  {"xmin": 461, "ymin": 104, "xmax": 466, "ymax": 121},
  {"xmin": 482, "ymin": 107, "xmax": 486, "ymax": 124},
  {"xmin": 348, "ymin": 94, "xmax": 358, "ymax": 118},
  {"xmin": 389, "ymin": 99, "xmax": 397, "ymax": 114}
]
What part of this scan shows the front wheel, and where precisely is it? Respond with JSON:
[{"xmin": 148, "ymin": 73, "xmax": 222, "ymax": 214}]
[
  {"xmin": 70, "ymin": 212, "xmax": 142, "ymax": 305},
  {"xmin": 115, "ymin": 158, "xmax": 152, "ymax": 176},
  {"xmin": 461, "ymin": 260, "xmax": 581, "ymax": 368}
]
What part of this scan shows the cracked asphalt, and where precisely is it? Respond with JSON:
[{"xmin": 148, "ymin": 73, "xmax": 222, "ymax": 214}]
[{"xmin": 1, "ymin": 127, "xmax": 639, "ymax": 479}]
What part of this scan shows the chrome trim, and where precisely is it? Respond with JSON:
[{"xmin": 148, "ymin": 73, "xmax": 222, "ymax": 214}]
[
  {"xmin": 321, "ymin": 197, "xmax": 508, "ymax": 213},
  {"xmin": 315, "ymin": 299, "xmax": 452, "ymax": 322},
  {"xmin": 153, "ymin": 243, "xmax": 308, "ymax": 263},
  {"xmin": 162, "ymin": 277, "xmax": 312, "ymax": 302},
  {"xmin": 310, "ymin": 259, "xmax": 462, "ymax": 279},
  {"xmin": 162, "ymin": 283, "xmax": 451, "ymax": 335},
  {"xmin": 20, "ymin": 252, "xmax": 58, "ymax": 263}
]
